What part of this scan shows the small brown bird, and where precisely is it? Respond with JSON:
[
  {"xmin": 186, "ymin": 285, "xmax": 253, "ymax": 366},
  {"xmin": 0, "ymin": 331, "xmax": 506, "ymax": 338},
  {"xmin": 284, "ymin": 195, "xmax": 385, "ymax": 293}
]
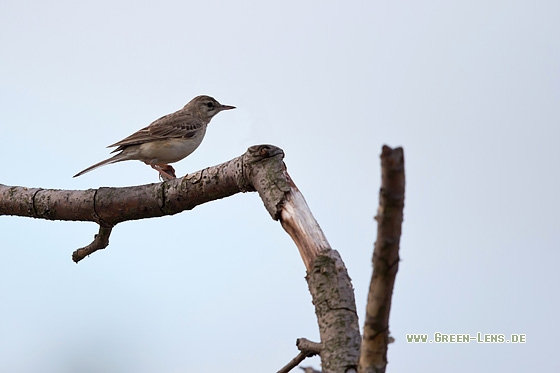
[{"xmin": 73, "ymin": 95, "xmax": 235, "ymax": 179}]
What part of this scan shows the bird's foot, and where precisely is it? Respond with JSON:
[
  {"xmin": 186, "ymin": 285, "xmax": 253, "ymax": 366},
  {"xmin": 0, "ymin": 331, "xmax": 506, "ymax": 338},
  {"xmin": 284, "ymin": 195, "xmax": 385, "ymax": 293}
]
[{"xmin": 150, "ymin": 164, "xmax": 176, "ymax": 181}]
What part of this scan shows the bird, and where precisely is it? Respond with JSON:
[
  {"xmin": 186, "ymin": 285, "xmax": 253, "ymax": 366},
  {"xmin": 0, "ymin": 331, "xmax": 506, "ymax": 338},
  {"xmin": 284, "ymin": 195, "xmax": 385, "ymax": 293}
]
[{"xmin": 73, "ymin": 95, "xmax": 235, "ymax": 179}]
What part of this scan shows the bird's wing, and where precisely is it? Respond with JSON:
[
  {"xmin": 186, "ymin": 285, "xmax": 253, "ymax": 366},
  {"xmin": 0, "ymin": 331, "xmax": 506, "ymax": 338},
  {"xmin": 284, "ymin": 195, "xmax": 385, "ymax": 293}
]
[{"xmin": 108, "ymin": 112, "xmax": 205, "ymax": 152}]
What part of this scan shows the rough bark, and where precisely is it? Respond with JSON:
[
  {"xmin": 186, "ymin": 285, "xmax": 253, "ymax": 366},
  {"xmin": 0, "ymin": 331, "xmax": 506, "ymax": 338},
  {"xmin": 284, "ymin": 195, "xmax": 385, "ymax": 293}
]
[
  {"xmin": 358, "ymin": 146, "xmax": 405, "ymax": 373},
  {"xmin": 307, "ymin": 249, "xmax": 361, "ymax": 373}
]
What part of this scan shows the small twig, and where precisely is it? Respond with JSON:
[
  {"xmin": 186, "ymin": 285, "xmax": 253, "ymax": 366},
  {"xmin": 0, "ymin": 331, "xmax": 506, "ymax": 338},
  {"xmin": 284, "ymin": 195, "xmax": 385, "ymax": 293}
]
[
  {"xmin": 277, "ymin": 338, "xmax": 322, "ymax": 373},
  {"xmin": 278, "ymin": 352, "xmax": 307, "ymax": 373},
  {"xmin": 72, "ymin": 225, "xmax": 113, "ymax": 263}
]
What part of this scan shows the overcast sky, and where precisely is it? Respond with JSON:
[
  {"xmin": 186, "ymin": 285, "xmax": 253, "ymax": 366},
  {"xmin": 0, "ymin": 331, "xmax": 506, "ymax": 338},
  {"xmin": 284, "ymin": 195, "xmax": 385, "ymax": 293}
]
[{"xmin": 1, "ymin": 1, "xmax": 558, "ymax": 372}]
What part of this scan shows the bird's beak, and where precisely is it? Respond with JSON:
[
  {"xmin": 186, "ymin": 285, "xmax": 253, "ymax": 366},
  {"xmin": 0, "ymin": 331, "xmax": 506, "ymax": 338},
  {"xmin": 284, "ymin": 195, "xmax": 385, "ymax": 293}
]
[{"xmin": 220, "ymin": 105, "xmax": 236, "ymax": 111}]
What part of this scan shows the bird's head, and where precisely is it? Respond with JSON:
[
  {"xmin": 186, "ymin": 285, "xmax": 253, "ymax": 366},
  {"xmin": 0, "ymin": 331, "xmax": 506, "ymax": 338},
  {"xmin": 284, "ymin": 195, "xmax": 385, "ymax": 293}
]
[{"xmin": 186, "ymin": 95, "xmax": 236, "ymax": 121}]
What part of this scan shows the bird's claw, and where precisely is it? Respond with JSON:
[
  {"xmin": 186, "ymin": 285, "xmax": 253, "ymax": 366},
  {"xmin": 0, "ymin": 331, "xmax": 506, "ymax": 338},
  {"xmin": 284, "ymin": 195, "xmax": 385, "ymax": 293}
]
[{"xmin": 151, "ymin": 164, "xmax": 176, "ymax": 181}]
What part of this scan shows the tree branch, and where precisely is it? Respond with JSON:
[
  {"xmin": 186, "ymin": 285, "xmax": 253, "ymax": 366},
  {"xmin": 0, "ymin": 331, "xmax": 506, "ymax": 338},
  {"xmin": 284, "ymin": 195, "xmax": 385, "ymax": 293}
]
[
  {"xmin": 280, "ymin": 176, "xmax": 330, "ymax": 270},
  {"xmin": 358, "ymin": 146, "xmax": 405, "ymax": 373},
  {"xmin": 278, "ymin": 176, "xmax": 361, "ymax": 372},
  {"xmin": 277, "ymin": 338, "xmax": 322, "ymax": 373},
  {"xmin": 0, "ymin": 148, "xmax": 256, "ymax": 224},
  {"xmin": 72, "ymin": 225, "xmax": 113, "ymax": 262}
]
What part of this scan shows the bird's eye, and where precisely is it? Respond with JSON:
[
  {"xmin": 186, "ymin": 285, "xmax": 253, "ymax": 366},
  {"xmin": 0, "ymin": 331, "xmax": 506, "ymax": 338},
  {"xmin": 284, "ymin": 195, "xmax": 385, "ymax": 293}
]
[{"xmin": 206, "ymin": 102, "xmax": 214, "ymax": 109}]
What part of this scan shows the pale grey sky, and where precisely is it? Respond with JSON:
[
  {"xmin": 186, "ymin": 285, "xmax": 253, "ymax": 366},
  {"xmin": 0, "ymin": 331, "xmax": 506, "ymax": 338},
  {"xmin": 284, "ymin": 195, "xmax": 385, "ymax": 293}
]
[{"xmin": 1, "ymin": 1, "xmax": 558, "ymax": 372}]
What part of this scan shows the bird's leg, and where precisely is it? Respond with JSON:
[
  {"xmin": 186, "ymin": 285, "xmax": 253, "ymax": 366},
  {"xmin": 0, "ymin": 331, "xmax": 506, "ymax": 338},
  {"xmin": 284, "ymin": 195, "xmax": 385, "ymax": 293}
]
[
  {"xmin": 149, "ymin": 164, "xmax": 176, "ymax": 181},
  {"xmin": 159, "ymin": 164, "xmax": 176, "ymax": 178}
]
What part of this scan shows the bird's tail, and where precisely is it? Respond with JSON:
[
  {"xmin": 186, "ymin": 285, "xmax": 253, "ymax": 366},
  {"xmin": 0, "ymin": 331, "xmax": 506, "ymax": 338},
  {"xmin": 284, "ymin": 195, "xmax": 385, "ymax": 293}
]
[{"xmin": 73, "ymin": 153, "xmax": 127, "ymax": 178}]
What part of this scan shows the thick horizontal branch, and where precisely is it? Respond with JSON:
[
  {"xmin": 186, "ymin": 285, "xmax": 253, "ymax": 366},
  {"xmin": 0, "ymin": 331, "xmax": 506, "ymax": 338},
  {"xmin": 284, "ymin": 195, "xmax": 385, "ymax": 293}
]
[{"xmin": 1, "ymin": 150, "xmax": 251, "ymax": 225}]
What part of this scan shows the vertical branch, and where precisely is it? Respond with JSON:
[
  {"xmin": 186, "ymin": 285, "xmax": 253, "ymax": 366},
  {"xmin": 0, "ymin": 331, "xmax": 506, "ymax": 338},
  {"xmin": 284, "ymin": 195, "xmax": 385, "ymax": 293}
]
[
  {"xmin": 277, "ymin": 175, "xmax": 361, "ymax": 372},
  {"xmin": 243, "ymin": 145, "xmax": 362, "ymax": 372},
  {"xmin": 279, "ymin": 178, "xmax": 361, "ymax": 373},
  {"xmin": 359, "ymin": 146, "xmax": 405, "ymax": 373}
]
